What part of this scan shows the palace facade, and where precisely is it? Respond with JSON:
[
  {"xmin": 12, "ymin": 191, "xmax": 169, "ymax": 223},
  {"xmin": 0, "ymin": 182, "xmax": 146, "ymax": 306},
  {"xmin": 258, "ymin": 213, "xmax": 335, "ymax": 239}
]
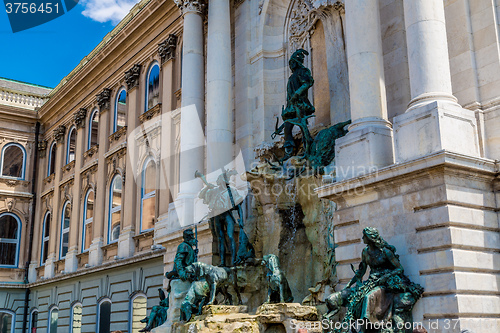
[{"xmin": 0, "ymin": 0, "xmax": 499, "ymax": 332}]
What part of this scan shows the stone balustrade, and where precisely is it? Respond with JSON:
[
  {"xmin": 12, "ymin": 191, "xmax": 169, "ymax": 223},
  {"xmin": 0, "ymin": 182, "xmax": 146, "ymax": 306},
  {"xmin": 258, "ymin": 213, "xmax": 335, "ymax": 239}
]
[{"xmin": 0, "ymin": 88, "xmax": 47, "ymax": 110}]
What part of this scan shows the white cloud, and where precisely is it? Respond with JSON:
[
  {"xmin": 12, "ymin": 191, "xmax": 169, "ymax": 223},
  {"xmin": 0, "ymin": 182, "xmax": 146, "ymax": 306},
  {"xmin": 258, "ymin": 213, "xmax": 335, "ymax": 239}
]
[{"xmin": 80, "ymin": 0, "xmax": 142, "ymax": 24}]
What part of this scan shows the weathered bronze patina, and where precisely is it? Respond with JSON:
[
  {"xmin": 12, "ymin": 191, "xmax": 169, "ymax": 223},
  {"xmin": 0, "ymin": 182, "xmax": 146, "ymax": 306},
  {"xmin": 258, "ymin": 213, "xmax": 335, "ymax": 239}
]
[
  {"xmin": 165, "ymin": 229, "xmax": 198, "ymax": 281},
  {"xmin": 139, "ymin": 289, "xmax": 169, "ymax": 332}
]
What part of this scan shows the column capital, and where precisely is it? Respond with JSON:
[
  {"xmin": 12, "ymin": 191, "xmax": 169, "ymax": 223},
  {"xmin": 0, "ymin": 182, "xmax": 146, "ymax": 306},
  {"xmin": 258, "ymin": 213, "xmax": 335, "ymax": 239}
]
[
  {"xmin": 158, "ymin": 34, "xmax": 178, "ymax": 63},
  {"xmin": 96, "ymin": 88, "xmax": 112, "ymax": 111},
  {"xmin": 74, "ymin": 108, "xmax": 87, "ymax": 129},
  {"xmin": 174, "ymin": 0, "xmax": 206, "ymax": 15},
  {"xmin": 38, "ymin": 140, "xmax": 48, "ymax": 158},
  {"xmin": 53, "ymin": 125, "xmax": 66, "ymax": 143},
  {"xmin": 125, "ymin": 64, "xmax": 142, "ymax": 91}
]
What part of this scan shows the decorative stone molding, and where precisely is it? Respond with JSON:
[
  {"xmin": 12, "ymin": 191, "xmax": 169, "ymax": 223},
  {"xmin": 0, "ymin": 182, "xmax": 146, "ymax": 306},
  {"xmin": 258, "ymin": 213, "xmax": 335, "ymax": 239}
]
[
  {"xmin": 158, "ymin": 34, "xmax": 178, "ymax": 63},
  {"xmin": 108, "ymin": 126, "xmax": 128, "ymax": 145},
  {"xmin": 61, "ymin": 160, "xmax": 75, "ymax": 177},
  {"xmin": 38, "ymin": 140, "xmax": 47, "ymax": 158},
  {"xmin": 174, "ymin": 0, "xmax": 206, "ymax": 14},
  {"xmin": 74, "ymin": 108, "xmax": 87, "ymax": 129},
  {"xmin": 0, "ymin": 178, "xmax": 30, "ymax": 188},
  {"xmin": 96, "ymin": 88, "xmax": 112, "ymax": 111},
  {"xmin": 83, "ymin": 145, "xmax": 99, "ymax": 163},
  {"xmin": 234, "ymin": 0, "xmax": 245, "ymax": 9},
  {"xmin": 139, "ymin": 103, "xmax": 162, "ymax": 123},
  {"xmin": 125, "ymin": 64, "xmax": 142, "ymax": 90},
  {"xmin": 53, "ymin": 125, "xmax": 66, "ymax": 143},
  {"xmin": 43, "ymin": 173, "xmax": 55, "ymax": 186}
]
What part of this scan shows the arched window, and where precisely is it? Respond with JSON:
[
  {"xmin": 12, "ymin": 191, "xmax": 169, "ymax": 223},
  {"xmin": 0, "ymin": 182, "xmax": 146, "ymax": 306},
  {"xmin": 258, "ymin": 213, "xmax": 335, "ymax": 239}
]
[
  {"xmin": 60, "ymin": 202, "xmax": 71, "ymax": 259},
  {"xmin": 1, "ymin": 143, "xmax": 26, "ymax": 179},
  {"xmin": 66, "ymin": 127, "xmax": 76, "ymax": 164},
  {"xmin": 82, "ymin": 190, "xmax": 94, "ymax": 252},
  {"xmin": 70, "ymin": 303, "xmax": 82, "ymax": 333},
  {"xmin": 88, "ymin": 109, "xmax": 99, "ymax": 149},
  {"xmin": 130, "ymin": 294, "xmax": 147, "ymax": 333},
  {"xmin": 114, "ymin": 88, "xmax": 127, "ymax": 132},
  {"xmin": 47, "ymin": 142, "xmax": 57, "ymax": 177},
  {"xmin": 29, "ymin": 308, "xmax": 38, "ymax": 333},
  {"xmin": 0, "ymin": 310, "xmax": 15, "ymax": 333},
  {"xmin": 40, "ymin": 212, "xmax": 51, "ymax": 265},
  {"xmin": 48, "ymin": 307, "xmax": 58, "ymax": 333},
  {"xmin": 108, "ymin": 175, "xmax": 122, "ymax": 243},
  {"xmin": 145, "ymin": 63, "xmax": 160, "ymax": 112},
  {"xmin": 140, "ymin": 157, "xmax": 156, "ymax": 232},
  {"xmin": 97, "ymin": 299, "xmax": 111, "ymax": 333},
  {"xmin": 0, "ymin": 213, "xmax": 21, "ymax": 268}
]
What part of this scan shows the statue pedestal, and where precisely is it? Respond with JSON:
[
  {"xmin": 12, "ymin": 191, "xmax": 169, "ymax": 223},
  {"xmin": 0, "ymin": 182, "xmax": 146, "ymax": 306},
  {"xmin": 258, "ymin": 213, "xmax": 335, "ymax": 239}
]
[
  {"xmin": 170, "ymin": 303, "xmax": 321, "ymax": 333},
  {"xmin": 152, "ymin": 279, "xmax": 191, "ymax": 333}
]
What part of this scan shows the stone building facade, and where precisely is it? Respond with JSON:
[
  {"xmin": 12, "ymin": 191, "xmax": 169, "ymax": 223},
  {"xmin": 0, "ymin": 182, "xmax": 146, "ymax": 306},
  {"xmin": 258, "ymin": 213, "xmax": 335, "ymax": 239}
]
[{"xmin": 0, "ymin": 0, "xmax": 498, "ymax": 332}]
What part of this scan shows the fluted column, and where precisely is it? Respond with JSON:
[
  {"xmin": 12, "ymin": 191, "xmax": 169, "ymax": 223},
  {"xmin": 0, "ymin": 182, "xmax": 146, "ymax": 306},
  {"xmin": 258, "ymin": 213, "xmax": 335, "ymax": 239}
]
[
  {"xmin": 45, "ymin": 125, "xmax": 66, "ymax": 278},
  {"xmin": 206, "ymin": 0, "xmax": 233, "ymax": 177},
  {"xmin": 65, "ymin": 109, "xmax": 87, "ymax": 273},
  {"xmin": 89, "ymin": 89, "xmax": 111, "ymax": 266},
  {"xmin": 118, "ymin": 65, "xmax": 141, "ymax": 258},
  {"xmin": 334, "ymin": 0, "xmax": 394, "ymax": 181},
  {"xmin": 173, "ymin": 0, "xmax": 206, "ymax": 227},
  {"xmin": 393, "ymin": 0, "xmax": 480, "ymax": 161}
]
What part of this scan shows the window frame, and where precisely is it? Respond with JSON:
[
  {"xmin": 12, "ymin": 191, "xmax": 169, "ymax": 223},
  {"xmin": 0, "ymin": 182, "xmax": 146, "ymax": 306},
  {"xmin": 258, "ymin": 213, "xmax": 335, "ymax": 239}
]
[
  {"xmin": 0, "ymin": 212, "xmax": 21, "ymax": 268},
  {"xmin": 97, "ymin": 298, "xmax": 112, "ymax": 333},
  {"xmin": 129, "ymin": 293, "xmax": 147, "ymax": 333},
  {"xmin": 66, "ymin": 126, "xmax": 76, "ymax": 164},
  {"xmin": 29, "ymin": 308, "xmax": 38, "ymax": 333},
  {"xmin": 0, "ymin": 142, "xmax": 26, "ymax": 180},
  {"xmin": 0, "ymin": 309, "xmax": 16, "ymax": 333},
  {"xmin": 47, "ymin": 141, "xmax": 57, "ymax": 177},
  {"xmin": 40, "ymin": 211, "xmax": 51, "ymax": 266},
  {"xmin": 113, "ymin": 87, "xmax": 127, "ymax": 133},
  {"xmin": 140, "ymin": 157, "xmax": 156, "ymax": 233},
  {"xmin": 108, "ymin": 175, "xmax": 122, "ymax": 244},
  {"xmin": 70, "ymin": 302, "xmax": 82, "ymax": 333},
  {"xmin": 48, "ymin": 306, "xmax": 58, "ymax": 333},
  {"xmin": 145, "ymin": 62, "xmax": 160, "ymax": 112},
  {"xmin": 88, "ymin": 109, "xmax": 99, "ymax": 150},
  {"xmin": 59, "ymin": 201, "xmax": 71, "ymax": 260},
  {"xmin": 82, "ymin": 190, "xmax": 94, "ymax": 252}
]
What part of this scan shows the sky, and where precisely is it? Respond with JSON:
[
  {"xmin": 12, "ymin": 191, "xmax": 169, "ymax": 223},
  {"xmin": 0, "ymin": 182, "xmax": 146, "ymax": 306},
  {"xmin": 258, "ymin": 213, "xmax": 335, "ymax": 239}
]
[{"xmin": 0, "ymin": 0, "xmax": 142, "ymax": 89}]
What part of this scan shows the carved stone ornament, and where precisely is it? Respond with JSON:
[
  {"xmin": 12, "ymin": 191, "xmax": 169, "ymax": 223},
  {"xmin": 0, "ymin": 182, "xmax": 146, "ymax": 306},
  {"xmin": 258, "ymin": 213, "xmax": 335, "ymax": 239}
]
[
  {"xmin": 53, "ymin": 125, "xmax": 66, "ymax": 143},
  {"xmin": 97, "ymin": 88, "xmax": 112, "ymax": 110},
  {"xmin": 74, "ymin": 108, "xmax": 87, "ymax": 129},
  {"xmin": 288, "ymin": 0, "xmax": 344, "ymax": 51},
  {"xmin": 38, "ymin": 140, "xmax": 47, "ymax": 157},
  {"xmin": 125, "ymin": 64, "xmax": 142, "ymax": 90},
  {"xmin": 5, "ymin": 198, "xmax": 16, "ymax": 212},
  {"xmin": 158, "ymin": 34, "xmax": 178, "ymax": 63},
  {"xmin": 174, "ymin": 0, "xmax": 207, "ymax": 14}
]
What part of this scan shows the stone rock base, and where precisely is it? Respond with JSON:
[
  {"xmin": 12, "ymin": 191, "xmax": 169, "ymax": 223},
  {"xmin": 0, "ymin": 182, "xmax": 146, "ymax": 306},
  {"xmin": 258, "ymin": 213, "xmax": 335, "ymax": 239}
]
[{"xmin": 171, "ymin": 303, "xmax": 322, "ymax": 333}]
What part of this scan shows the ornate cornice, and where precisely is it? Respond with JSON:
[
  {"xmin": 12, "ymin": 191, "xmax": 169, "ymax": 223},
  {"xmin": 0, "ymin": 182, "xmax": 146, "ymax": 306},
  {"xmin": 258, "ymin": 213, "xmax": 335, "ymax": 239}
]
[
  {"xmin": 96, "ymin": 88, "xmax": 112, "ymax": 111},
  {"xmin": 74, "ymin": 108, "xmax": 87, "ymax": 129},
  {"xmin": 174, "ymin": 0, "xmax": 206, "ymax": 15},
  {"xmin": 125, "ymin": 64, "xmax": 142, "ymax": 91},
  {"xmin": 53, "ymin": 125, "xmax": 66, "ymax": 143},
  {"xmin": 158, "ymin": 34, "xmax": 178, "ymax": 63}
]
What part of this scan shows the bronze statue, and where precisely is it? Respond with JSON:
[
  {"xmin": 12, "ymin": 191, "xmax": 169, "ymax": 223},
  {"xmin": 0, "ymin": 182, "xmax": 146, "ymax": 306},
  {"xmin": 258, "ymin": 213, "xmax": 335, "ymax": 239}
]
[
  {"xmin": 273, "ymin": 49, "xmax": 315, "ymax": 159},
  {"xmin": 196, "ymin": 169, "xmax": 255, "ymax": 266},
  {"xmin": 180, "ymin": 280, "xmax": 210, "ymax": 322},
  {"xmin": 326, "ymin": 227, "xmax": 424, "ymax": 333},
  {"xmin": 139, "ymin": 289, "xmax": 169, "ymax": 332},
  {"xmin": 165, "ymin": 229, "xmax": 198, "ymax": 282},
  {"xmin": 262, "ymin": 254, "xmax": 293, "ymax": 304}
]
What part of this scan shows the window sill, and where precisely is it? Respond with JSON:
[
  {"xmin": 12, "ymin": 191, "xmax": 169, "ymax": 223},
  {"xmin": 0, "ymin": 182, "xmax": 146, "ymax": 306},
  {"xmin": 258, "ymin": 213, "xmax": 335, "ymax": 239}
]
[
  {"xmin": 0, "ymin": 177, "xmax": 29, "ymax": 188},
  {"xmin": 139, "ymin": 103, "xmax": 162, "ymax": 124}
]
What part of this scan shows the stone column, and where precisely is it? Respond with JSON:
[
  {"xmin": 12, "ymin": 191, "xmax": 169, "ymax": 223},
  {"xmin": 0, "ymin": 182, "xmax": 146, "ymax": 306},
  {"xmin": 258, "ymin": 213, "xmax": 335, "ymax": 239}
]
[
  {"xmin": 45, "ymin": 125, "xmax": 66, "ymax": 278},
  {"xmin": 118, "ymin": 65, "xmax": 141, "ymax": 258},
  {"xmin": 206, "ymin": 0, "xmax": 233, "ymax": 177},
  {"xmin": 393, "ymin": 0, "xmax": 480, "ymax": 161},
  {"xmin": 65, "ymin": 108, "xmax": 87, "ymax": 273},
  {"xmin": 172, "ymin": 0, "xmax": 206, "ymax": 227},
  {"xmin": 89, "ymin": 89, "xmax": 111, "ymax": 266},
  {"xmin": 334, "ymin": 0, "xmax": 394, "ymax": 181}
]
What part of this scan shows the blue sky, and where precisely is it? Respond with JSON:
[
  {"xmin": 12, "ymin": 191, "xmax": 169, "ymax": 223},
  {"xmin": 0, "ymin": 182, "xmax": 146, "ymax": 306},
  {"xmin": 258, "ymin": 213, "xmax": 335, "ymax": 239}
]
[{"xmin": 0, "ymin": 1, "xmax": 142, "ymax": 88}]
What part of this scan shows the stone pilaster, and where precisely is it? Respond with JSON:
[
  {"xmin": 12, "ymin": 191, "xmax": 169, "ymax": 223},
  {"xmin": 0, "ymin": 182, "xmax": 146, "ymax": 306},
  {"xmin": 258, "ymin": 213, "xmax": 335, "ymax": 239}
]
[{"xmin": 334, "ymin": 0, "xmax": 394, "ymax": 181}]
